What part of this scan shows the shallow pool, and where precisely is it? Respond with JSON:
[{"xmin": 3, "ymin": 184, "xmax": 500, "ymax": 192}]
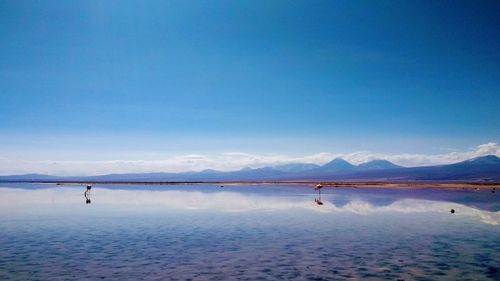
[{"xmin": 0, "ymin": 183, "xmax": 499, "ymax": 280}]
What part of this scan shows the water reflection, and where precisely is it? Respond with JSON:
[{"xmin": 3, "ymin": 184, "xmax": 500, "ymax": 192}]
[
  {"xmin": 84, "ymin": 185, "xmax": 92, "ymax": 204},
  {"xmin": 314, "ymin": 184, "xmax": 324, "ymax": 205},
  {"xmin": 314, "ymin": 197, "xmax": 323, "ymax": 205},
  {"xmin": 84, "ymin": 191, "xmax": 91, "ymax": 204},
  {"xmin": 0, "ymin": 187, "xmax": 498, "ymax": 225},
  {"xmin": 1, "ymin": 185, "xmax": 499, "ymax": 280}
]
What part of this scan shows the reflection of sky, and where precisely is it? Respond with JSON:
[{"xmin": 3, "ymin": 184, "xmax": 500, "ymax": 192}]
[
  {"xmin": 5, "ymin": 182, "xmax": 499, "ymax": 209},
  {"xmin": 0, "ymin": 184, "xmax": 499, "ymax": 280},
  {"xmin": 1, "ymin": 185, "xmax": 499, "ymax": 225}
]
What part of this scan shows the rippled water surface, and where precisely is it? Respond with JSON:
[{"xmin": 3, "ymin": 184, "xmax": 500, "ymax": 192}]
[{"xmin": 0, "ymin": 183, "xmax": 499, "ymax": 280}]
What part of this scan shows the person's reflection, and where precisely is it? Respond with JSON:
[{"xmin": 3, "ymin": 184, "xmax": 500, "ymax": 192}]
[
  {"xmin": 314, "ymin": 184, "xmax": 323, "ymax": 205},
  {"xmin": 84, "ymin": 185, "xmax": 92, "ymax": 204}
]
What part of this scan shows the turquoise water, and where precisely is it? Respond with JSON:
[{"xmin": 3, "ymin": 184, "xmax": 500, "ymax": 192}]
[{"xmin": 0, "ymin": 184, "xmax": 499, "ymax": 280}]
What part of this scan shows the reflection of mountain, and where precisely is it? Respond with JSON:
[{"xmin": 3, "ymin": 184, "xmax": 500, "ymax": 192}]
[
  {"xmin": 1, "ymin": 155, "xmax": 500, "ymax": 182},
  {"xmin": 1, "ymin": 187, "xmax": 498, "ymax": 225}
]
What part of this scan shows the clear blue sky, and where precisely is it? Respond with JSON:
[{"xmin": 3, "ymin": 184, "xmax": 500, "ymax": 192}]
[{"xmin": 1, "ymin": 0, "xmax": 499, "ymax": 161}]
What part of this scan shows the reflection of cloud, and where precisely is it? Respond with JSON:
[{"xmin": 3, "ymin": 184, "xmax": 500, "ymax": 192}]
[
  {"xmin": 1, "ymin": 188, "xmax": 498, "ymax": 225},
  {"xmin": 339, "ymin": 200, "xmax": 500, "ymax": 226},
  {"xmin": 1, "ymin": 143, "xmax": 499, "ymax": 175}
]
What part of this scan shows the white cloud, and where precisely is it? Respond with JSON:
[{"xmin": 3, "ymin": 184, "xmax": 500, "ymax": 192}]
[{"xmin": 0, "ymin": 143, "xmax": 499, "ymax": 176}]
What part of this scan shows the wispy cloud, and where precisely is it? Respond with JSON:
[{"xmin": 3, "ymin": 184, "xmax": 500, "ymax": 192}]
[{"xmin": 0, "ymin": 143, "xmax": 499, "ymax": 176}]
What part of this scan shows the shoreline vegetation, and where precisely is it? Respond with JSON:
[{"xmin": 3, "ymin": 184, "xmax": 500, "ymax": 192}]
[{"xmin": 1, "ymin": 181, "xmax": 499, "ymax": 189}]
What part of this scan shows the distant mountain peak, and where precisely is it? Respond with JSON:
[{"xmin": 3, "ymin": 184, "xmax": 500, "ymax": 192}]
[
  {"xmin": 358, "ymin": 159, "xmax": 401, "ymax": 170},
  {"xmin": 320, "ymin": 158, "xmax": 356, "ymax": 171},
  {"xmin": 1, "ymin": 155, "xmax": 499, "ymax": 182},
  {"xmin": 198, "ymin": 169, "xmax": 219, "ymax": 173},
  {"xmin": 326, "ymin": 157, "xmax": 351, "ymax": 164},
  {"xmin": 273, "ymin": 163, "xmax": 320, "ymax": 172},
  {"xmin": 463, "ymin": 155, "xmax": 500, "ymax": 165}
]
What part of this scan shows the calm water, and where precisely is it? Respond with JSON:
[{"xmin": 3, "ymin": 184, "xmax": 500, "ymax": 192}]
[{"xmin": 0, "ymin": 183, "xmax": 499, "ymax": 280}]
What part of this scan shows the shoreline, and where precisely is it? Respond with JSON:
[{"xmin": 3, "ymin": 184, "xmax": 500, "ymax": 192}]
[{"xmin": 1, "ymin": 181, "xmax": 499, "ymax": 189}]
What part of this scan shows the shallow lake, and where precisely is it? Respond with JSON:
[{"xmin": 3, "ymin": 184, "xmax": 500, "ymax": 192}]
[{"xmin": 0, "ymin": 183, "xmax": 499, "ymax": 280}]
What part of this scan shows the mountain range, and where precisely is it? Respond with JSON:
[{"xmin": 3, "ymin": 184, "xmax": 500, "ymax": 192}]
[{"xmin": 1, "ymin": 155, "xmax": 499, "ymax": 182}]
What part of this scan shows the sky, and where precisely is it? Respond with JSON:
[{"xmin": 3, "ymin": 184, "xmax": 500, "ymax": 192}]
[{"xmin": 1, "ymin": 0, "xmax": 499, "ymax": 175}]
